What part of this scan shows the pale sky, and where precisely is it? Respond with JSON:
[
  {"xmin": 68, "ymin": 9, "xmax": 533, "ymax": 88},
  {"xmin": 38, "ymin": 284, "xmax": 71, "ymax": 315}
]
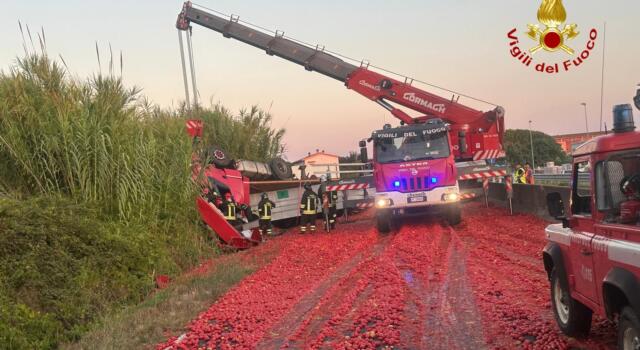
[{"xmin": 1, "ymin": 1, "xmax": 638, "ymax": 160}]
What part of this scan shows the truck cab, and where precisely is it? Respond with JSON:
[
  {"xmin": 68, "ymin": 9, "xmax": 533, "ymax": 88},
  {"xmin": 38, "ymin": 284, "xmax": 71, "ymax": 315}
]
[
  {"xmin": 369, "ymin": 119, "xmax": 461, "ymax": 232},
  {"xmin": 543, "ymin": 103, "xmax": 640, "ymax": 350}
]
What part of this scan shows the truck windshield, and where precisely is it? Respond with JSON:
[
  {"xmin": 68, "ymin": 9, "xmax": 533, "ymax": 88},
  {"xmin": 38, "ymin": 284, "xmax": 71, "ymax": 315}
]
[{"xmin": 375, "ymin": 129, "xmax": 450, "ymax": 164}]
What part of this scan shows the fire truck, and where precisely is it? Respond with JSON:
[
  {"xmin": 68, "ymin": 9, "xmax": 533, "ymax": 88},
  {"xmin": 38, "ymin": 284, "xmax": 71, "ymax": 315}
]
[
  {"xmin": 543, "ymin": 89, "xmax": 640, "ymax": 350},
  {"xmin": 176, "ymin": 2, "xmax": 507, "ymax": 233}
]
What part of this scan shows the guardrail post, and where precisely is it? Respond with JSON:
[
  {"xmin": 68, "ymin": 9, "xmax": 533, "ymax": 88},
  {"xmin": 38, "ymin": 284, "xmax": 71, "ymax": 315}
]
[
  {"xmin": 343, "ymin": 190, "xmax": 349, "ymax": 223},
  {"xmin": 506, "ymin": 175, "xmax": 514, "ymax": 215},
  {"xmin": 483, "ymin": 177, "xmax": 490, "ymax": 208}
]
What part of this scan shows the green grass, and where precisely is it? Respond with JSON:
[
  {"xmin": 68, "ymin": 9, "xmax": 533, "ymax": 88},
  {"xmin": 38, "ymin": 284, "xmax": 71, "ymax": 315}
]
[{"xmin": 62, "ymin": 258, "xmax": 254, "ymax": 350}]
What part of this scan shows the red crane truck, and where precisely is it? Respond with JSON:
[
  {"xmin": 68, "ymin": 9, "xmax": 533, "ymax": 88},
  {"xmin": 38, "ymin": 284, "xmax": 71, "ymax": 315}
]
[
  {"xmin": 176, "ymin": 2, "xmax": 507, "ymax": 232},
  {"xmin": 543, "ymin": 91, "xmax": 640, "ymax": 350}
]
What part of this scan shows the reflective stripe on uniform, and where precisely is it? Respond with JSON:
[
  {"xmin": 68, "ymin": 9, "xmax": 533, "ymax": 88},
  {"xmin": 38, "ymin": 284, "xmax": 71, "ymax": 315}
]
[
  {"xmin": 224, "ymin": 204, "xmax": 236, "ymax": 220},
  {"xmin": 260, "ymin": 203, "xmax": 272, "ymax": 220}
]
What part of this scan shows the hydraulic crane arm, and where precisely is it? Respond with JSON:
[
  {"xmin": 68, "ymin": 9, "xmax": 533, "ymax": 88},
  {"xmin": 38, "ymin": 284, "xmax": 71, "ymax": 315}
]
[
  {"xmin": 177, "ymin": 2, "xmax": 504, "ymax": 132},
  {"xmin": 177, "ymin": 2, "xmax": 358, "ymax": 82}
]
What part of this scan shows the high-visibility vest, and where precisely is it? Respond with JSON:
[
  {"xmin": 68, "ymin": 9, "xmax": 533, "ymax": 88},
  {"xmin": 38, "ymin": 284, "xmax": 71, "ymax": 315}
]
[
  {"xmin": 514, "ymin": 168, "xmax": 526, "ymax": 184},
  {"xmin": 223, "ymin": 202, "xmax": 236, "ymax": 220},
  {"xmin": 301, "ymin": 192, "xmax": 317, "ymax": 215},
  {"xmin": 258, "ymin": 201, "xmax": 273, "ymax": 220}
]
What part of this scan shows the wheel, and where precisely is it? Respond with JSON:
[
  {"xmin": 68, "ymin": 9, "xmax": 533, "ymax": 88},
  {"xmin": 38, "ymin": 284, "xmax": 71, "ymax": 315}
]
[
  {"xmin": 447, "ymin": 205, "xmax": 461, "ymax": 226},
  {"xmin": 550, "ymin": 269, "xmax": 593, "ymax": 337},
  {"xmin": 376, "ymin": 211, "xmax": 391, "ymax": 233},
  {"xmin": 270, "ymin": 157, "xmax": 292, "ymax": 180},
  {"xmin": 206, "ymin": 145, "xmax": 233, "ymax": 169},
  {"xmin": 618, "ymin": 307, "xmax": 640, "ymax": 350}
]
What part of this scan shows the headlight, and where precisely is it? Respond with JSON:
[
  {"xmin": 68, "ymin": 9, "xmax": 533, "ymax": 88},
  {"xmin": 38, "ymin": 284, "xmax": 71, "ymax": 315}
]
[
  {"xmin": 376, "ymin": 198, "xmax": 393, "ymax": 208},
  {"xmin": 442, "ymin": 193, "xmax": 460, "ymax": 202}
]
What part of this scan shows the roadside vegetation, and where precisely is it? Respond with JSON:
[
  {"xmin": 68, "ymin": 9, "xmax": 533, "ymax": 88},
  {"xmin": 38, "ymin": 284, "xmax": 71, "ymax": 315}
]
[
  {"xmin": 504, "ymin": 129, "xmax": 569, "ymax": 166},
  {"xmin": 0, "ymin": 49, "xmax": 284, "ymax": 349}
]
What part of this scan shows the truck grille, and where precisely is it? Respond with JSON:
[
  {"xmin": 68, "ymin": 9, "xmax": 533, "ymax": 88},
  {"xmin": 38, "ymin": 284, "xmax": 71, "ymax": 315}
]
[{"xmin": 399, "ymin": 177, "xmax": 430, "ymax": 191}]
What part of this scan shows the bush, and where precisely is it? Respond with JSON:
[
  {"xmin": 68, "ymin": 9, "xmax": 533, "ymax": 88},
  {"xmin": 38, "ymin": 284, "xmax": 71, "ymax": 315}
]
[{"xmin": 0, "ymin": 196, "xmax": 212, "ymax": 348}]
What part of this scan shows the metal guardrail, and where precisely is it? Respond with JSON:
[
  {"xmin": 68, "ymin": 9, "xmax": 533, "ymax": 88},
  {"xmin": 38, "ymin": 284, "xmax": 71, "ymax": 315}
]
[
  {"xmin": 533, "ymin": 173, "xmax": 590, "ymax": 188},
  {"xmin": 534, "ymin": 173, "xmax": 590, "ymax": 181}
]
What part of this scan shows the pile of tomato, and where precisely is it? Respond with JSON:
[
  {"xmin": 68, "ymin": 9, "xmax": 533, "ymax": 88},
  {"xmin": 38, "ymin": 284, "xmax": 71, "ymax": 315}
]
[
  {"xmin": 158, "ymin": 204, "xmax": 617, "ymax": 350},
  {"xmin": 157, "ymin": 222, "xmax": 378, "ymax": 350}
]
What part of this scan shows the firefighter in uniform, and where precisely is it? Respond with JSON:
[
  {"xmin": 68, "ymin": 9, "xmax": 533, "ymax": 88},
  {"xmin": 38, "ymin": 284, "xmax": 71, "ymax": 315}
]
[
  {"xmin": 206, "ymin": 187, "xmax": 222, "ymax": 207},
  {"xmin": 318, "ymin": 177, "xmax": 338, "ymax": 230},
  {"xmin": 514, "ymin": 164, "xmax": 527, "ymax": 184},
  {"xmin": 220, "ymin": 192, "xmax": 242, "ymax": 230},
  {"xmin": 257, "ymin": 193, "xmax": 276, "ymax": 236},
  {"xmin": 300, "ymin": 183, "xmax": 318, "ymax": 233}
]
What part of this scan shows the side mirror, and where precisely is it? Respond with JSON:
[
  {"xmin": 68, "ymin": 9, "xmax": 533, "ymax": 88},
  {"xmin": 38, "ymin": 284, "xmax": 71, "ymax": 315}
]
[
  {"xmin": 458, "ymin": 131, "xmax": 468, "ymax": 153},
  {"xmin": 358, "ymin": 140, "xmax": 366, "ymax": 148},
  {"xmin": 634, "ymin": 87, "xmax": 640, "ymax": 111},
  {"xmin": 546, "ymin": 192, "xmax": 569, "ymax": 227}
]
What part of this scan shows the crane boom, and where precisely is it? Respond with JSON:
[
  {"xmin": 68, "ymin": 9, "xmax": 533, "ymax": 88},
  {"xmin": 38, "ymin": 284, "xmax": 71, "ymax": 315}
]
[
  {"xmin": 177, "ymin": 3, "xmax": 358, "ymax": 82},
  {"xmin": 177, "ymin": 2, "xmax": 505, "ymax": 155}
]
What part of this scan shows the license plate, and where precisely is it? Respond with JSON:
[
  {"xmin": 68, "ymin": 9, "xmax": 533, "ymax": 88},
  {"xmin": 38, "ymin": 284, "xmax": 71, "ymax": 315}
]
[{"xmin": 408, "ymin": 196, "xmax": 426, "ymax": 203}]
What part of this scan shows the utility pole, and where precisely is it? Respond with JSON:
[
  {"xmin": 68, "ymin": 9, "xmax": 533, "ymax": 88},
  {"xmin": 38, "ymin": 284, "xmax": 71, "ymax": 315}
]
[
  {"xmin": 581, "ymin": 102, "xmax": 589, "ymax": 133},
  {"xmin": 528, "ymin": 120, "xmax": 535, "ymax": 170}
]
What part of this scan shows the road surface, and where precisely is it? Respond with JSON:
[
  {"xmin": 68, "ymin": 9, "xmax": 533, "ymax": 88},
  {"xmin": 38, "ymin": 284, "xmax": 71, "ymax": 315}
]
[{"xmin": 158, "ymin": 203, "xmax": 617, "ymax": 350}]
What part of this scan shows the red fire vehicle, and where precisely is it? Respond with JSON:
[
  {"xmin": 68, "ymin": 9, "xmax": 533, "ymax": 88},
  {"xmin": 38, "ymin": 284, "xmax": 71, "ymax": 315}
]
[
  {"xmin": 543, "ymin": 96, "xmax": 640, "ymax": 350},
  {"xmin": 176, "ymin": 2, "xmax": 507, "ymax": 232}
]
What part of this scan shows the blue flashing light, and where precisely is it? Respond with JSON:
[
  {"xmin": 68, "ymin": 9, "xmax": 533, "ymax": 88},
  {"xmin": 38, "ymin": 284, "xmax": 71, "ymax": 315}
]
[
  {"xmin": 393, "ymin": 180, "xmax": 401, "ymax": 188},
  {"xmin": 431, "ymin": 177, "xmax": 437, "ymax": 184}
]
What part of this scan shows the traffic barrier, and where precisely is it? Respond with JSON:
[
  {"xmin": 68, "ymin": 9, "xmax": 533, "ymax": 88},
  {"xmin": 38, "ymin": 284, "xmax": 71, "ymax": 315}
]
[
  {"xmin": 487, "ymin": 182, "xmax": 571, "ymax": 219},
  {"xmin": 459, "ymin": 169, "xmax": 507, "ymax": 180},
  {"xmin": 460, "ymin": 193, "xmax": 477, "ymax": 200},
  {"xmin": 326, "ymin": 183, "xmax": 369, "ymax": 191},
  {"xmin": 356, "ymin": 202, "xmax": 374, "ymax": 209}
]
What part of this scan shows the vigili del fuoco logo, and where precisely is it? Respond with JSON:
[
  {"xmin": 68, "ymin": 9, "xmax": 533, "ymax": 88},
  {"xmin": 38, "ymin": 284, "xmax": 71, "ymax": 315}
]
[{"xmin": 507, "ymin": 0, "xmax": 598, "ymax": 74}]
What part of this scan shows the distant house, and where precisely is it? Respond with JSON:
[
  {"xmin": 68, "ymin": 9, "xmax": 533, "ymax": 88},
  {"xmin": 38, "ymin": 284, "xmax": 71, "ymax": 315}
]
[
  {"xmin": 554, "ymin": 131, "xmax": 606, "ymax": 154},
  {"xmin": 292, "ymin": 150, "xmax": 340, "ymax": 180}
]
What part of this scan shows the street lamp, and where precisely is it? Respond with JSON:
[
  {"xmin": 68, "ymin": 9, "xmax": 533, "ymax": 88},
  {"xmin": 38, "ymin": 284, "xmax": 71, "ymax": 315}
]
[
  {"xmin": 528, "ymin": 120, "xmax": 536, "ymax": 170},
  {"xmin": 581, "ymin": 102, "xmax": 589, "ymax": 133}
]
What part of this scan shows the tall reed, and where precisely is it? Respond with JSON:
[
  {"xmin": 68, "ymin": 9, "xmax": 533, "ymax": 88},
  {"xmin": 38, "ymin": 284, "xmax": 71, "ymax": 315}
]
[{"xmin": 0, "ymin": 54, "xmax": 195, "ymax": 224}]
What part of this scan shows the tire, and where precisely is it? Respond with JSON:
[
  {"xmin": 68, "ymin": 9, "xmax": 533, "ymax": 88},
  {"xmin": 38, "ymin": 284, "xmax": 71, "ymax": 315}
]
[
  {"xmin": 550, "ymin": 268, "xmax": 593, "ymax": 337},
  {"xmin": 206, "ymin": 145, "xmax": 233, "ymax": 169},
  {"xmin": 618, "ymin": 307, "xmax": 640, "ymax": 350},
  {"xmin": 376, "ymin": 211, "xmax": 391, "ymax": 233},
  {"xmin": 270, "ymin": 157, "xmax": 292, "ymax": 180},
  {"xmin": 447, "ymin": 205, "xmax": 462, "ymax": 226}
]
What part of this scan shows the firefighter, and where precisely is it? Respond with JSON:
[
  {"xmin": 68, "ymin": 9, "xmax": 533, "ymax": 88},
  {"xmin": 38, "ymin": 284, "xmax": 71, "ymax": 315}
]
[
  {"xmin": 524, "ymin": 162, "xmax": 535, "ymax": 185},
  {"xmin": 317, "ymin": 176, "xmax": 338, "ymax": 230},
  {"xmin": 514, "ymin": 163, "xmax": 526, "ymax": 184},
  {"xmin": 205, "ymin": 187, "xmax": 222, "ymax": 207},
  {"xmin": 300, "ymin": 183, "xmax": 318, "ymax": 233},
  {"xmin": 257, "ymin": 193, "xmax": 276, "ymax": 236},
  {"xmin": 220, "ymin": 192, "xmax": 242, "ymax": 230}
]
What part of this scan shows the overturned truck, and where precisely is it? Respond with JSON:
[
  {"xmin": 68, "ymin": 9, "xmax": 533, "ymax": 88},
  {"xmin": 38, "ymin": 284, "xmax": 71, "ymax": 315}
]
[{"xmin": 186, "ymin": 120, "xmax": 373, "ymax": 249}]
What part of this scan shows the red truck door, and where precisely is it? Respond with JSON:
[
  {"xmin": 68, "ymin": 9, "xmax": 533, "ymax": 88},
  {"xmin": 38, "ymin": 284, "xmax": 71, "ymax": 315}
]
[{"xmin": 568, "ymin": 160, "xmax": 599, "ymax": 303}]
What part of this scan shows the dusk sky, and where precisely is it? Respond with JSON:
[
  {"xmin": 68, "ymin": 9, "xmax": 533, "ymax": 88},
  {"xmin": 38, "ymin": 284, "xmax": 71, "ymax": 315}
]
[{"xmin": 1, "ymin": 1, "xmax": 638, "ymax": 160}]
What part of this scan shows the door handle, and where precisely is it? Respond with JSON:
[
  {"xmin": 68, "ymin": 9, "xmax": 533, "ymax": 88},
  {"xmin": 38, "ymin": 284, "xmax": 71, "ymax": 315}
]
[{"xmin": 580, "ymin": 249, "xmax": 593, "ymax": 256}]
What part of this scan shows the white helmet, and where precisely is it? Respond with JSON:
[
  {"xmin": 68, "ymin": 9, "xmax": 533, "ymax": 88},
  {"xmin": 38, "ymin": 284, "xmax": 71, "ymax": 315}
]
[{"xmin": 320, "ymin": 175, "xmax": 327, "ymax": 182}]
